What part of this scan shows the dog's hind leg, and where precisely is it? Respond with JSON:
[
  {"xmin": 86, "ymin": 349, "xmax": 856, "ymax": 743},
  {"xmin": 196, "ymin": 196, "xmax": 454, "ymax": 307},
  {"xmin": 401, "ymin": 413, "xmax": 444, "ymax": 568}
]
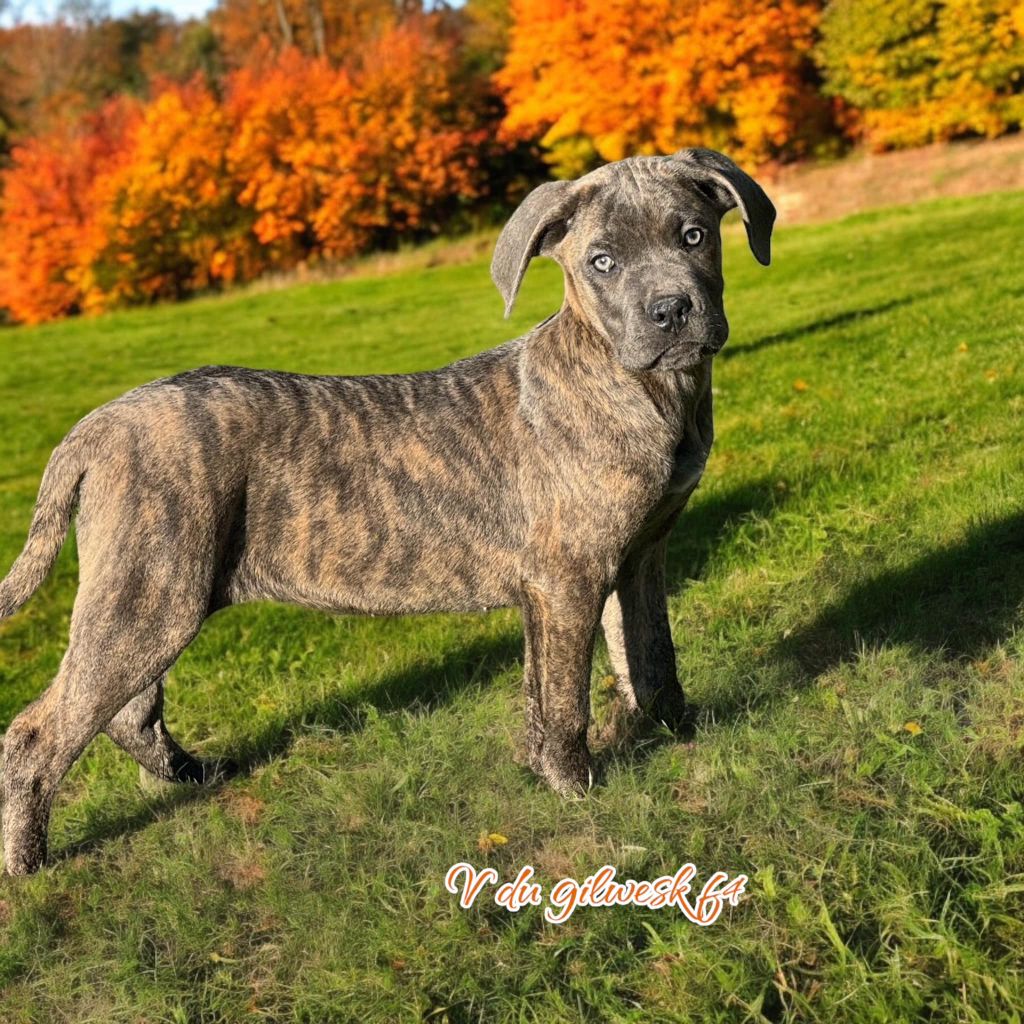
[
  {"xmin": 2, "ymin": 660, "xmax": 119, "ymax": 875},
  {"xmin": 1, "ymin": 576, "xmax": 208, "ymax": 874},
  {"xmin": 105, "ymin": 676, "xmax": 233, "ymax": 785}
]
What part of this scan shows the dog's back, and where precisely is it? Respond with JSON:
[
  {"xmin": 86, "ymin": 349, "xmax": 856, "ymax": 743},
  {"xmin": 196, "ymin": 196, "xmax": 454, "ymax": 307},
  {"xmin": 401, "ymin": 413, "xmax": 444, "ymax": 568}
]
[{"xmin": 2, "ymin": 346, "xmax": 532, "ymax": 628}]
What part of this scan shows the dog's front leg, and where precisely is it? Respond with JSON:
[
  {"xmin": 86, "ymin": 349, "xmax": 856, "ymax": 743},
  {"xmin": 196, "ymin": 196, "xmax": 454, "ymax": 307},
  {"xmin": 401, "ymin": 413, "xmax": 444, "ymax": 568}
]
[
  {"xmin": 520, "ymin": 570, "xmax": 605, "ymax": 797},
  {"xmin": 599, "ymin": 536, "xmax": 687, "ymax": 741}
]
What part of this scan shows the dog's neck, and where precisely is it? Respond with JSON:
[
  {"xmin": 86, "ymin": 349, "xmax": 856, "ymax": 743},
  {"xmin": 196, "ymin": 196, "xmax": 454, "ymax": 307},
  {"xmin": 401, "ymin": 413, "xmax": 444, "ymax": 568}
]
[
  {"xmin": 523, "ymin": 304, "xmax": 709, "ymax": 423},
  {"xmin": 518, "ymin": 304, "xmax": 712, "ymax": 474}
]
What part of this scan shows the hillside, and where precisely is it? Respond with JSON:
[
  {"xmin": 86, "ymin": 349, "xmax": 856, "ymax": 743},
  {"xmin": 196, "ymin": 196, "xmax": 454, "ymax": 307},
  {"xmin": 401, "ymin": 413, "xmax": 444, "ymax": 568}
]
[{"xmin": 0, "ymin": 191, "xmax": 1022, "ymax": 1022}]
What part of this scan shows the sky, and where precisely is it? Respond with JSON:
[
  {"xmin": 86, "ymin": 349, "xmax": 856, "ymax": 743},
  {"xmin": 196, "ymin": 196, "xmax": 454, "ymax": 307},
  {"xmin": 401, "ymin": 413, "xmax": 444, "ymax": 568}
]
[
  {"xmin": 111, "ymin": 0, "xmax": 214, "ymax": 14},
  {"xmin": 4, "ymin": 0, "xmax": 216, "ymax": 23}
]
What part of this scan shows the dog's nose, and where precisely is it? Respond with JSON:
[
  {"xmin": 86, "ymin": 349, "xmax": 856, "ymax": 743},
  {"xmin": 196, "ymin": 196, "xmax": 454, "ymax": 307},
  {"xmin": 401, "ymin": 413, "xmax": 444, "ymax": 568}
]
[{"xmin": 647, "ymin": 294, "xmax": 692, "ymax": 332}]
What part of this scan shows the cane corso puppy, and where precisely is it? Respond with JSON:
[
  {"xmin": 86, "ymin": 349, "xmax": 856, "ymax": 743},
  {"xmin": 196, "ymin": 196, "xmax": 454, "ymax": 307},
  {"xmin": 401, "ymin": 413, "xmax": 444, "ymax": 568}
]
[{"xmin": 0, "ymin": 148, "xmax": 774, "ymax": 874}]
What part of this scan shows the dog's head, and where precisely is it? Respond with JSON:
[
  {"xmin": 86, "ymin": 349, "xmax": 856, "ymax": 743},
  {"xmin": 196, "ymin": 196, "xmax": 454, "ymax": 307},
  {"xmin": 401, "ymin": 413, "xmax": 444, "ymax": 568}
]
[{"xmin": 491, "ymin": 148, "xmax": 775, "ymax": 372}]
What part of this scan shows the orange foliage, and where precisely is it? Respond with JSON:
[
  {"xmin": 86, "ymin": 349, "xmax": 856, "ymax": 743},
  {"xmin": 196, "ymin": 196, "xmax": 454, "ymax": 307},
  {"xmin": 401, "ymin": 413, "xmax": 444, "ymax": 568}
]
[
  {"xmin": 0, "ymin": 100, "xmax": 136, "ymax": 324},
  {"xmin": 227, "ymin": 25, "xmax": 482, "ymax": 263},
  {"xmin": 0, "ymin": 20, "xmax": 482, "ymax": 323},
  {"xmin": 496, "ymin": 0, "xmax": 829, "ymax": 176},
  {"xmin": 82, "ymin": 80, "xmax": 257, "ymax": 313}
]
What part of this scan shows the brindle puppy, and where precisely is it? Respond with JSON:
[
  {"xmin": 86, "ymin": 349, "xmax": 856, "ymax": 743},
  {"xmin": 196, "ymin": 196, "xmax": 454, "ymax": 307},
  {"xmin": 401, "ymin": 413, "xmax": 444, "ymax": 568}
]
[{"xmin": 0, "ymin": 148, "xmax": 774, "ymax": 875}]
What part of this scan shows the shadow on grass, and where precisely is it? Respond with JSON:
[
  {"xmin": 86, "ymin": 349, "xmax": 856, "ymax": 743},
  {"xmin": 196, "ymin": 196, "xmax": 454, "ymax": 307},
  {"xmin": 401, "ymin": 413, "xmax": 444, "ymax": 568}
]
[
  {"xmin": 56, "ymin": 628, "xmax": 523, "ymax": 862},
  {"xmin": 721, "ymin": 293, "xmax": 924, "ymax": 361},
  {"xmin": 690, "ymin": 509, "xmax": 1024, "ymax": 729},
  {"xmin": 665, "ymin": 477, "xmax": 785, "ymax": 596},
  {"xmin": 782, "ymin": 509, "xmax": 1024, "ymax": 677}
]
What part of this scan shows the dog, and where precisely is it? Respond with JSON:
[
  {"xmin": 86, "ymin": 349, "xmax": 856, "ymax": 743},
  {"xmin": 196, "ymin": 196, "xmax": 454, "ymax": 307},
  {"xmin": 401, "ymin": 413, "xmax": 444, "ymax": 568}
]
[{"xmin": 0, "ymin": 148, "xmax": 774, "ymax": 874}]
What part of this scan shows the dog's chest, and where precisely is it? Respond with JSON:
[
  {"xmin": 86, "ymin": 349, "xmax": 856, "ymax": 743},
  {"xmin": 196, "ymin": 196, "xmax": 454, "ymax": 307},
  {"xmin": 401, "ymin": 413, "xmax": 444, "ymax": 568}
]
[
  {"xmin": 655, "ymin": 373, "xmax": 713, "ymax": 499},
  {"xmin": 666, "ymin": 429, "xmax": 710, "ymax": 496}
]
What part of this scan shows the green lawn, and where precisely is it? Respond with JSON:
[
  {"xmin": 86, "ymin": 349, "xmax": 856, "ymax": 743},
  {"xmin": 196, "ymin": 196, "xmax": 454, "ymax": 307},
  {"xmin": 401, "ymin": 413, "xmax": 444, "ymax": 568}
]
[{"xmin": 0, "ymin": 192, "xmax": 1022, "ymax": 1023}]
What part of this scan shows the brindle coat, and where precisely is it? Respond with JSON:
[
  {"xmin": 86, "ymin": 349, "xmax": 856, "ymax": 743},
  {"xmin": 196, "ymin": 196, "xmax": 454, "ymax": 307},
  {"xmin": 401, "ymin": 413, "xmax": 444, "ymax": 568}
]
[{"xmin": 0, "ymin": 148, "xmax": 774, "ymax": 874}]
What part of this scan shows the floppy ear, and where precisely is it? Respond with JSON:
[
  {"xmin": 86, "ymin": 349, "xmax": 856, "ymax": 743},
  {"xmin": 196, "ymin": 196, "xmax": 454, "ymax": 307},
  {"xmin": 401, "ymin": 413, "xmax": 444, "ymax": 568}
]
[
  {"xmin": 491, "ymin": 179, "xmax": 578, "ymax": 318},
  {"xmin": 672, "ymin": 148, "xmax": 776, "ymax": 266}
]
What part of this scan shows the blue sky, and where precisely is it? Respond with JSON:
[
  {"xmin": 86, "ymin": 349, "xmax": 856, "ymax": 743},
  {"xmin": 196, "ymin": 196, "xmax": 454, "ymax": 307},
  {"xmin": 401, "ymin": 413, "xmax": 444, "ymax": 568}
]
[
  {"xmin": 111, "ymin": 0, "xmax": 214, "ymax": 15},
  {"xmin": 6, "ymin": 0, "xmax": 215, "ymax": 23}
]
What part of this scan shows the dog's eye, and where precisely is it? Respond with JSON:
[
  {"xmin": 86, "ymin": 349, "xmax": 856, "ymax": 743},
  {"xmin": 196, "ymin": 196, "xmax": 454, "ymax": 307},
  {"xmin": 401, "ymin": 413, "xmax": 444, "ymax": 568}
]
[
  {"xmin": 682, "ymin": 227, "xmax": 704, "ymax": 247},
  {"xmin": 591, "ymin": 254, "xmax": 615, "ymax": 273}
]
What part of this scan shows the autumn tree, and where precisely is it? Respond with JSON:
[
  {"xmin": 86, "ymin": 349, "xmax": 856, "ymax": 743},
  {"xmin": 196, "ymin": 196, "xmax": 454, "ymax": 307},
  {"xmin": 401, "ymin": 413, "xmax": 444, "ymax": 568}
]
[
  {"xmin": 226, "ymin": 21, "xmax": 483, "ymax": 261},
  {"xmin": 0, "ymin": 98, "xmax": 135, "ymax": 323},
  {"xmin": 0, "ymin": 16, "xmax": 487, "ymax": 323},
  {"xmin": 817, "ymin": 0, "xmax": 1024, "ymax": 149},
  {"xmin": 211, "ymin": 0, "xmax": 408, "ymax": 67},
  {"xmin": 496, "ymin": 0, "xmax": 831, "ymax": 176},
  {"xmin": 0, "ymin": 4, "xmax": 220, "ymax": 145},
  {"xmin": 82, "ymin": 80, "xmax": 256, "ymax": 312},
  {"xmin": 458, "ymin": 0, "xmax": 513, "ymax": 76}
]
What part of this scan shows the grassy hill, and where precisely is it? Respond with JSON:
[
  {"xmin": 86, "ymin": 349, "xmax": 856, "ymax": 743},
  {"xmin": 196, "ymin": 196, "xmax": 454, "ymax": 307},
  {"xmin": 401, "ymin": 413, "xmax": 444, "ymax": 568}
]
[{"xmin": 0, "ymin": 191, "xmax": 1022, "ymax": 1023}]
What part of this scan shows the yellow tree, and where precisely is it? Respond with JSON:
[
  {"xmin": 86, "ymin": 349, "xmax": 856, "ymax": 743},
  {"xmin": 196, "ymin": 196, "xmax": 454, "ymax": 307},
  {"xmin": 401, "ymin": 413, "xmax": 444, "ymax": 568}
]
[{"xmin": 818, "ymin": 0, "xmax": 1024, "ymax": 148}]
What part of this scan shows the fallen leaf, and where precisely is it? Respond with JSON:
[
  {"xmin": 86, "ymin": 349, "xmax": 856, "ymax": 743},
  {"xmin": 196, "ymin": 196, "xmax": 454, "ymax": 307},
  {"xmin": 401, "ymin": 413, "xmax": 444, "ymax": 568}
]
[
  {"xmin": 477, "ymin": 831, "xmax": 509, "ymax": 853},
  {"xmin": 903, "ymin": 721, "xmax": 922, "ymax": 736}
]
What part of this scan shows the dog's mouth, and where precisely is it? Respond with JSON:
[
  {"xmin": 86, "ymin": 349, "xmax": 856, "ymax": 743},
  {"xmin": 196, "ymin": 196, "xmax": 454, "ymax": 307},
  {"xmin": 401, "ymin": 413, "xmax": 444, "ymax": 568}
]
[{"xmin": 646, "ymin": 341, "xmax": 720, "ymax": 372}]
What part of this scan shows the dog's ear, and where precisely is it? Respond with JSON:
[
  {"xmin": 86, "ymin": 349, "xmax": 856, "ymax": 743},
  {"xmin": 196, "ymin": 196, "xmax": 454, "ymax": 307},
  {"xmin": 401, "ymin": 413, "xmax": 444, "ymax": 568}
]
[
  {"xmin": 672, "ymin": 148, "xmax": 776, "ymax": 266},
  {"xmin": 491, "ymin": 179, "xmax": 578, "ymax": 318}
]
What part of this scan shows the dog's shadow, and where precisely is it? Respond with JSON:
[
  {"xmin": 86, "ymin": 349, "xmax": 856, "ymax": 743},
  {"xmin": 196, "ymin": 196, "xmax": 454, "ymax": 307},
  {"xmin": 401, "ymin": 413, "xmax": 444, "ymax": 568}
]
[
  {"xmin": 720, "ymin": 292, "xmax": 930, "ymax": 363},
  {"xmin": 688, "ymin": 508, "xmax": 1024, "ymax": 731},
  {"xmin": 56, "ymin": 629, "xmax": 525, "ymax": 862},
  {"xmin": 777, "ymin": 509, "xmax": 1024, "ymax": 678}
]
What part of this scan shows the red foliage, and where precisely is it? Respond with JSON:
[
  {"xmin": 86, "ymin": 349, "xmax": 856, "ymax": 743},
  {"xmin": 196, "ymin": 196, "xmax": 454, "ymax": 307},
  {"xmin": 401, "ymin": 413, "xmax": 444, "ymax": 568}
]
[{"xmin": 0, "ymin": 99, "xmax": 137, "ymax": 324}]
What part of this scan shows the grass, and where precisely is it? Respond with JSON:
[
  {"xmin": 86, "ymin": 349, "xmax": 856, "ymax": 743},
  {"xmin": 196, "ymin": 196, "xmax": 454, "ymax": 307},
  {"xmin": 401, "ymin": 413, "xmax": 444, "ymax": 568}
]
[{"xmin": 0, "ymin": 191, "xmax": 1022, "ymax": 1023}]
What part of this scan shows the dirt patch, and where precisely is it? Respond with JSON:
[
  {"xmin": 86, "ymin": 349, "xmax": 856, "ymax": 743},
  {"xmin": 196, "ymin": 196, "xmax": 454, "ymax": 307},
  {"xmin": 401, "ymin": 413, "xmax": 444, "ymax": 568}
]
[
  {"xmin": 217, "ymin": 851, "xmax": 268, "ymax": 891},
  {"xmin": 765, "ymin": 134, "xmax": 1024, "ymax": 227},
  {"xmin": 220, "ymin": 791, "xmax": 267, "ymax": 826}
]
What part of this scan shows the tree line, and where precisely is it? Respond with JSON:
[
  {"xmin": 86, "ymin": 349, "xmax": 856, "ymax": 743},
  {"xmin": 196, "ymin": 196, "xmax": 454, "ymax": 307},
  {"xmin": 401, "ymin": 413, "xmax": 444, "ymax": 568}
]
[{"xmin": 0, "ymin": 0, "xmax": 1020, "ymax": 324}]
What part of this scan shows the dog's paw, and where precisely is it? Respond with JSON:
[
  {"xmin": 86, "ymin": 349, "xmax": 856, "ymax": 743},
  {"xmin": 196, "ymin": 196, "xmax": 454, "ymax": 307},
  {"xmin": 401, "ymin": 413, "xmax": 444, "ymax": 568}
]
[
  {"xmin": 540, "ymin": 743, "xmax": 595, "ymax": 798},
  {"xmin": 183, "ymin": 756, "xmax": 239, "ymax": 785},
  {"xmin": 140, "ymin": 755, "xmax": 239, "ymax": 792},
  {"xmin": 648, "ymin": 687, "xmax": 691, "ymax": 737}
]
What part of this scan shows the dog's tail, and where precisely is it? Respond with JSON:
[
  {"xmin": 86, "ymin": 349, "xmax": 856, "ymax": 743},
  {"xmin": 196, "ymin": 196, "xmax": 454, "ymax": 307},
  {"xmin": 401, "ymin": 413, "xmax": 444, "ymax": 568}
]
[{"xmin": 0, "ymin": 439, "xmax": 85, "ymax": 621}]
